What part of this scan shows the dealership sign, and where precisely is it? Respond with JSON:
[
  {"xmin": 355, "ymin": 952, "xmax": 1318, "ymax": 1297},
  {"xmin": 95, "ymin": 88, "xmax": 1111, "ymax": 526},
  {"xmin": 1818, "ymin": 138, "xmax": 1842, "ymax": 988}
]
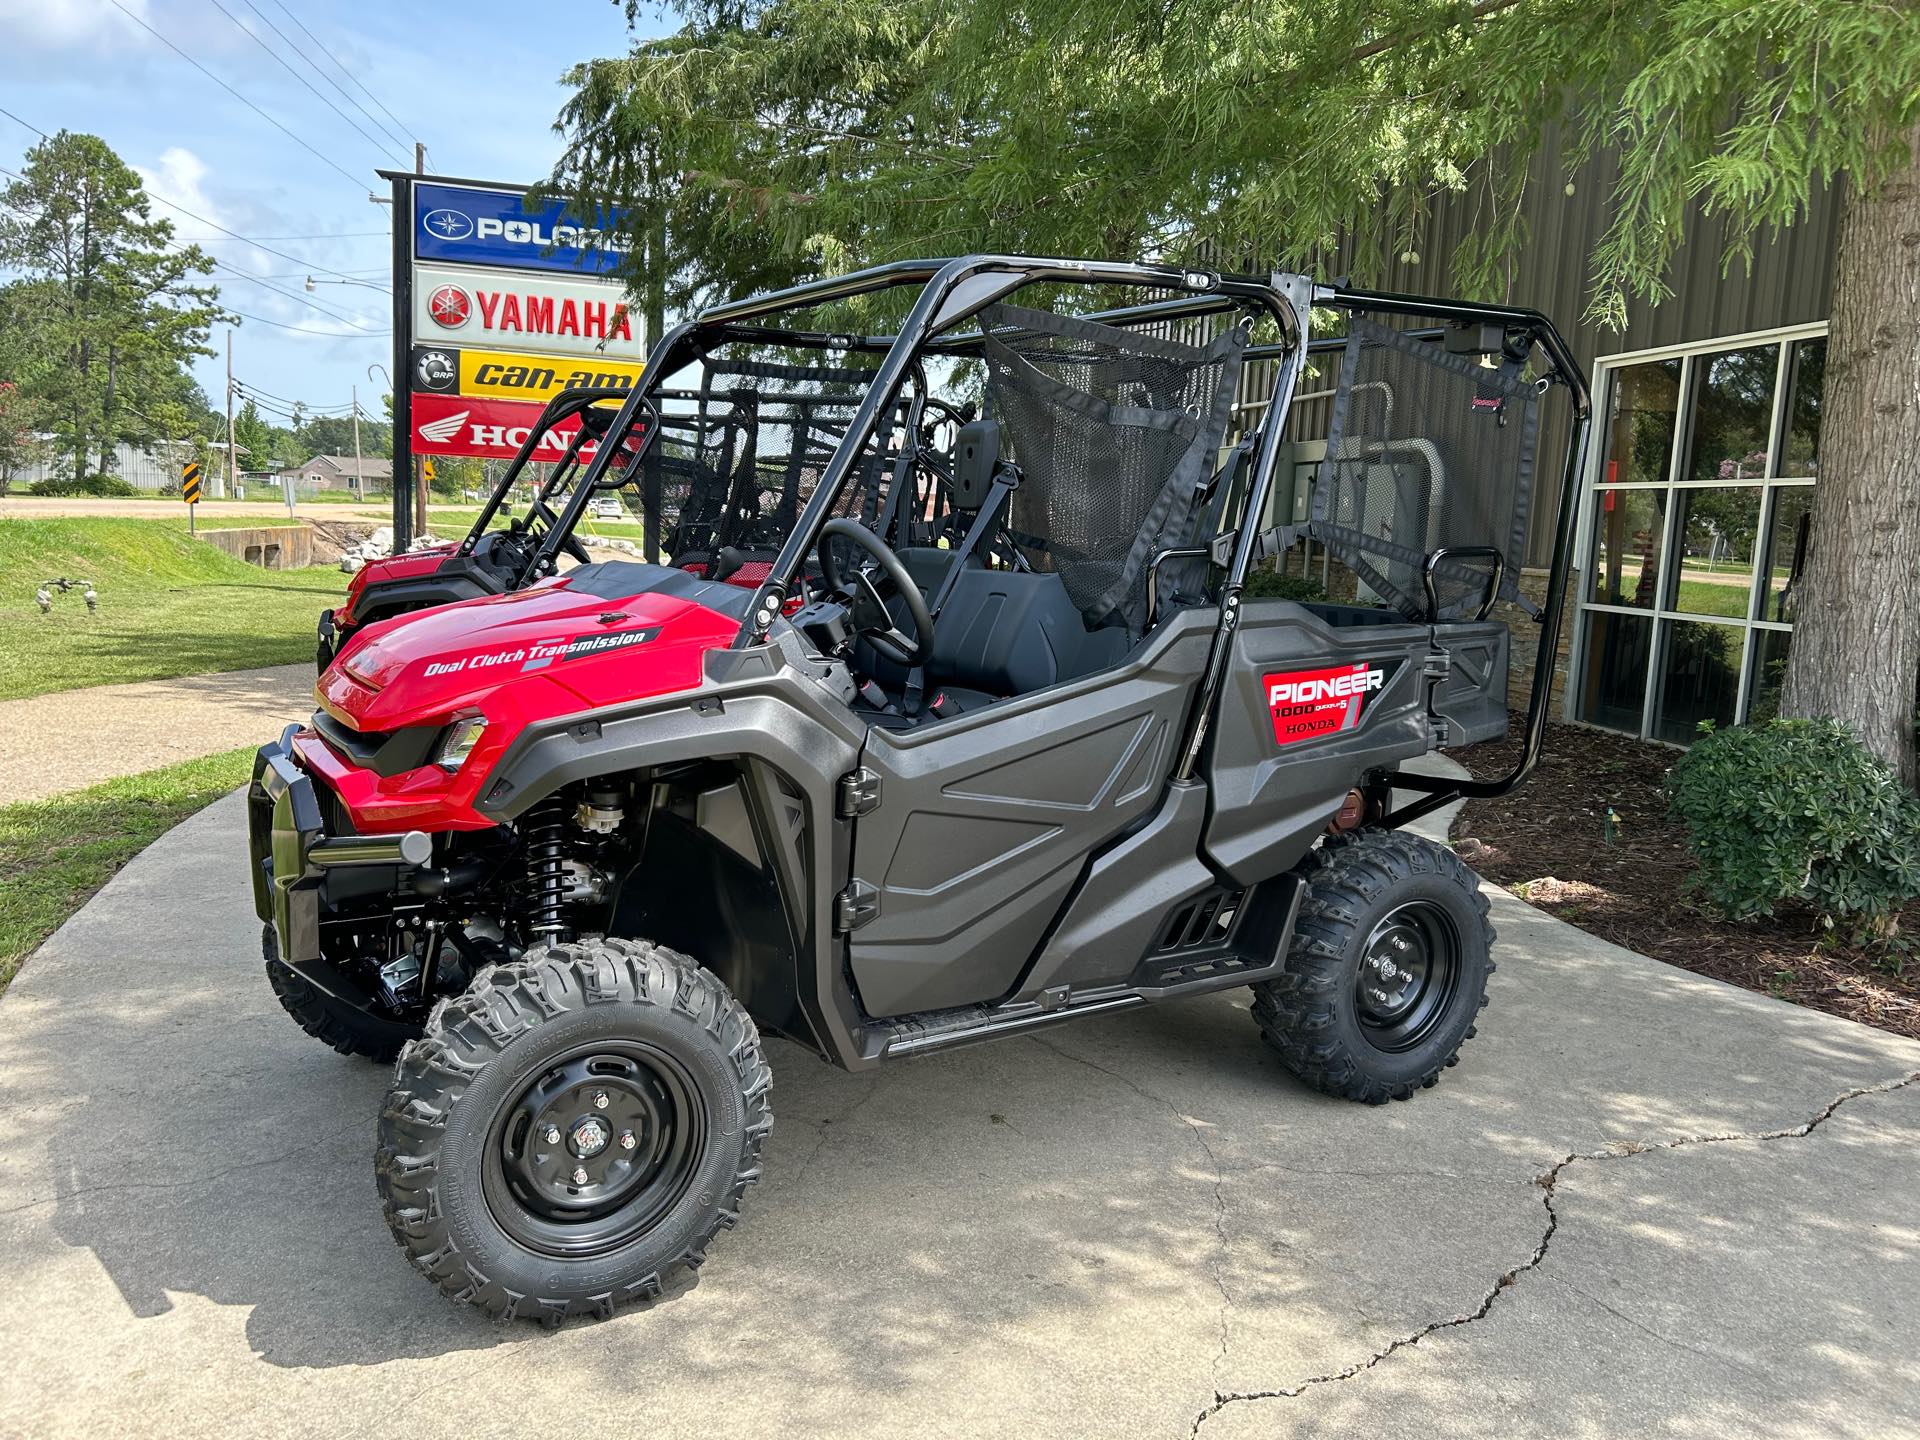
[
  {"xmin": 412, "ymin": 263, "xmax": 644, "ymax": 362},
  {"xmin": 413, "ymin": 180, "xmax": 628, "ymax": 276},
  {"xmin": 410, "ymin": 344, "xmax": 645, "ymax": 405},
  {"xmin": 410, "ymin": 392, "xmax": 620, "ymax": 461}
]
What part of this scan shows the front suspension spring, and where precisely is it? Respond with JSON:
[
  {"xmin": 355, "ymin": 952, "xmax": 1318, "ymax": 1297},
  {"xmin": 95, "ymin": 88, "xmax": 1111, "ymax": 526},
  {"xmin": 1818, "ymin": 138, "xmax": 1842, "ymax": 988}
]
[{"xmin": 521, "ymin": 798, "xmax": 570, "ymax": 942}]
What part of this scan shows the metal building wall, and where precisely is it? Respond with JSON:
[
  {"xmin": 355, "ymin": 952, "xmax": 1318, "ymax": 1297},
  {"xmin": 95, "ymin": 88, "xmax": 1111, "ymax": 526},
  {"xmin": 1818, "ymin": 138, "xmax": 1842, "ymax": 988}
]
[{"xmin": 1362, "ymin": 141, "xmax": 1843, "ymax": 564}]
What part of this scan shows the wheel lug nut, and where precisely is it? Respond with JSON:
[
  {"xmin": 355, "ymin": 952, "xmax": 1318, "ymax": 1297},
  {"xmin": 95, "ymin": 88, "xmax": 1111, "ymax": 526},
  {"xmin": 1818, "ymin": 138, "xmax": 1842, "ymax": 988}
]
[
  {"xmin": 619, "ymin": 1130, "xmax": 636, "ymax": 1150},
  {"xmin": 591, "ymin": 1091, "xmax": 610, "ymax": 1110},
  {"xmin": 543, "ymin": 1125, "xmax": 561, "ymax": 1145},
  {"xmin": 572, "ymin": 1166, "xmax": 589, "ymax": 1185}
]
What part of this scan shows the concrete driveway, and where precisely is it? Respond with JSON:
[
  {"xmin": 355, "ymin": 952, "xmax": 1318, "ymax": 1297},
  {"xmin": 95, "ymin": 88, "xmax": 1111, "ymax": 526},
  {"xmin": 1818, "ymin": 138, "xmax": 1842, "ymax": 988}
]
[{"xmin": 1, "ymin": 794, "xmax": 1916, "ymax": 1439}]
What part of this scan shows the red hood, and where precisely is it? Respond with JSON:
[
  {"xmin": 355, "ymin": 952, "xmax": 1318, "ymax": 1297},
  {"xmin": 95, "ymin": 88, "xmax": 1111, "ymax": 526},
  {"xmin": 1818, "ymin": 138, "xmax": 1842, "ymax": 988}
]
[
  {"xmin": 318, "ymin": 568, "xmax": 741, "ymax": 733},
  {"xmin": 338, "ymin": 542, "xmax": 459, "ymax": 624}
]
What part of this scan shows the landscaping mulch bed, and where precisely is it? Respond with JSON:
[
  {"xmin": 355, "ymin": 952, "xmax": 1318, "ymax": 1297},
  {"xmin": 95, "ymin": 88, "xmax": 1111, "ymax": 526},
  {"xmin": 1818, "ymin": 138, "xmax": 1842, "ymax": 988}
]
[{"xmin": 1449, "ymin": 723, "xmax": 1920, "ymax": 1041}]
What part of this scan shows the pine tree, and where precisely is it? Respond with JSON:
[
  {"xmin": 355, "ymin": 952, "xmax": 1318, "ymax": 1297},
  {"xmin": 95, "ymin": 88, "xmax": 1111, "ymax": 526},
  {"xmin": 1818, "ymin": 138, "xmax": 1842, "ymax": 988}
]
[{"xmin": 0, "ymin": 131, "xmax": 225, "ymax": 486}]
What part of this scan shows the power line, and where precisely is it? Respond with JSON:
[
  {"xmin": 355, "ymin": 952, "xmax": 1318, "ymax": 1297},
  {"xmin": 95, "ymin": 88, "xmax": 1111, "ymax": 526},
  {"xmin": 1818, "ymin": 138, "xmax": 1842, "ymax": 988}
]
[
  {"xmin": 104, "ymin": 0, "xmax": 373, "ymax": 197},
  {"xmin": 205, "ymin": 0, "xmax": 411, "ymax": 168},
  {"xmin": 239, "ymin": 0, "xmax": 414, "ymax": 158},
  {"xmin": 0, "ymin": 104, "xmax": 48, "ymax": 140},
  {"xmin": 142, "ymin": 188, "xmax": 384, "ymax": 284},
  {"xmin": 219, "ymin": 305, "xmax": 390, "ymax": 338},
  {"xmin": 178, "ymin": 230, "xmax": 388, "ymax": 241},
  {"xmin": 266, "ymin": 0, "xmax": 418, "ymax": 154},
  {"xmin": 174, "ymin": 242, "xmax": 388, "ymax": 329},
  {"xmin": 0, "ymin": 101, "xmax": 388, "ymax": 287}
]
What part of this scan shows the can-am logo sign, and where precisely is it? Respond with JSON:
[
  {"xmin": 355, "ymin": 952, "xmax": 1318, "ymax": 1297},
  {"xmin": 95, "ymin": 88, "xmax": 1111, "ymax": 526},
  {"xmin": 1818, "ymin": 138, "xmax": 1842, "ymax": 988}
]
[
  {"xmin": 1264, "ymin": 662, "xmax": 1386, "ymax": 747},
  {"xmin": 411, "ymin": 264, "xmax": 643, "ymax": 361},
  {"xmin": 412, "ymin": 181, "xmax": 629, "ymax": 276}
]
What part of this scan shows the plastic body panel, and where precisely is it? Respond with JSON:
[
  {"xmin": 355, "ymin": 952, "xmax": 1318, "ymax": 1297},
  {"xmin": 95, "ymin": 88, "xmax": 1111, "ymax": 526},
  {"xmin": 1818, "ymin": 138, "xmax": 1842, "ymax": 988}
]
[
  {"xmin": 1018, "ymin": 778, "xmax": 1219, "ymax": 996},
  {"xmin": 1429, "ymin": 619, "xmax": 1510, "ymax": 745},
  {"xmin": 1203, "ymin": 599, "xmax": 1434, "ymax": 885},
  {"xmin": 846, "ymin": 611, "xmax": 1213, "ymax": 1018}
]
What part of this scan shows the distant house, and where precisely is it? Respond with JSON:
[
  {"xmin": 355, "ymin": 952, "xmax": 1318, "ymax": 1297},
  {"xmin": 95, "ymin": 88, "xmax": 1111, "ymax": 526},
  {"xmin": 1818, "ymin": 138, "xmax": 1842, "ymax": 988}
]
[{"xmin": 277, "ymin": 454, "xmax": 393, "ymax": 491}]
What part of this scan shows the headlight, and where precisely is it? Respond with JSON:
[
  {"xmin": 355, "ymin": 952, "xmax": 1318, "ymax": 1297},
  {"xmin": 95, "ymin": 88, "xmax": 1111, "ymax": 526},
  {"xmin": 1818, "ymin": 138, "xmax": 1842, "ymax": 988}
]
[{"xmin": 435, "ymin": 715, "xmax": 487, "ymax": 772}]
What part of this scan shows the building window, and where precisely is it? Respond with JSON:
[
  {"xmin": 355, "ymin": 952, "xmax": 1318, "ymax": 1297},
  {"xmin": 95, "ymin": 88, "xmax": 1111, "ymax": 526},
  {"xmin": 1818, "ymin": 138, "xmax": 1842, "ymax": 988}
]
[{"xmin": 1570, "ymin": 325, "xmax": 1825, "ymax": 741}]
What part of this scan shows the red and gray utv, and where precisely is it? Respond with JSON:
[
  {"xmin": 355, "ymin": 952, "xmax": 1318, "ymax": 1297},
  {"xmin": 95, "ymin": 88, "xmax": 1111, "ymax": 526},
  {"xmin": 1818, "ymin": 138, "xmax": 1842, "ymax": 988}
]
[
  {"xmin": 319, "ymin": 372, "xmax": 963, "ymax": 667},
  {"xmin": 249, "ymin": 255, "xmax": 1589, "ymax": 1323}
]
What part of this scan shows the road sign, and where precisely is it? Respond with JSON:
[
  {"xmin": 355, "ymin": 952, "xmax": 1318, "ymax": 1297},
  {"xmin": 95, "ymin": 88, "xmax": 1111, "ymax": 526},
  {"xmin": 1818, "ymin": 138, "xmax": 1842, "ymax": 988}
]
[
  {"xmin": 422, "ymin": 458, "xmax": 437, "ymax": 483},
  {"xmin": 181, "ymin": 462, "xmax": 202, "ymax": 503}
]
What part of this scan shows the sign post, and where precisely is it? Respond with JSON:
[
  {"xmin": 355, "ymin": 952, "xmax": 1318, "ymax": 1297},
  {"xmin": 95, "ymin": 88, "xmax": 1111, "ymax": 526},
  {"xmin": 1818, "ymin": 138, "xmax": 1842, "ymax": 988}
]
[{"xmin": 181, "ymin": 461, "xmax": 202, "ymax": 533}]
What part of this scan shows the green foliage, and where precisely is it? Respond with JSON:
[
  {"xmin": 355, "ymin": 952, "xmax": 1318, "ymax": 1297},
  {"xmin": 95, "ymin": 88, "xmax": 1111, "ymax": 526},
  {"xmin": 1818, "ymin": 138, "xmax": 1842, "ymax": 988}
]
[
  {"xmin": 0, "ymin": 131, "xmax": 226, "ymax": 486},
  {"xmin": 552, "ymin": 1, "xmax": 1920, "ymax": 328},
  {"xmin": 1665, "ymin": 718, "xmax": 1920, "ymax": 927},
  {"xmin": 26, "ymin": 473, "xmax": 137, "ymax": 497},
  {"xmin": 0, "ymin": 746, "xmax": 257, "ymax": 996},
  {"xmin": 0, "ymin": 518, "xmax": 343, "ymax": 700},
  {"xmin": 1242, "ymin": 566, "xmax": 1328, "ymax": 602}
]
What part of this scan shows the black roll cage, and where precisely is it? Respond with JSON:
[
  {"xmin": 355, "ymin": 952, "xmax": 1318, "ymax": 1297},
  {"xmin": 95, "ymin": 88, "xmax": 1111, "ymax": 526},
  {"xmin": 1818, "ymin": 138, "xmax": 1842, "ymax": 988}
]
[{"xmin": 528, "ymin": 255, "xmax": 1591, "ymax": 820}]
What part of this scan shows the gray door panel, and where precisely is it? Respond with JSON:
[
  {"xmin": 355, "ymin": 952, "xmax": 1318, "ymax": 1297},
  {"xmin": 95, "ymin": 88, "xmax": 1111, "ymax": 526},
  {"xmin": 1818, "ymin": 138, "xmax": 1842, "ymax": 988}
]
[
  {"xmin": 848, "ymin": 613, "xmax": 1212, "ymax": 1018},
  {"xmin": 1203, "ymin": 600, "xmax": 1433, "ymax": 885}
]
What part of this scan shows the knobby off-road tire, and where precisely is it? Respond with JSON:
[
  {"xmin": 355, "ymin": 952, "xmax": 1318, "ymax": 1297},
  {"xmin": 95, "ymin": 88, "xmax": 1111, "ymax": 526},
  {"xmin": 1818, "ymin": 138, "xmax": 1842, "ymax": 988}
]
[
  {"xmin": 1252, "ymin": 830, "xmax": 1494, "ymax": 1104},
  {"xmin": 262, "ymin": 923, "xmax": 406, "ymax": 1064},
  {"xmin": 377, "ymin": 937, "xmax": 772, "ymax": 1324}
]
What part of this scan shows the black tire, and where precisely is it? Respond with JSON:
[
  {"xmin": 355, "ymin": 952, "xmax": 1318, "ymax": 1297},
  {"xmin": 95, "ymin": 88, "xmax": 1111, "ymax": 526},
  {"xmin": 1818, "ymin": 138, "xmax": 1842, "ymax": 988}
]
[
  {"xmin": 262, "ymin": 924, "xmax": 407, "ymax": 1064},
  {"xmin": 376, "ymin": 937, "xmax": 772, "ymax": 1324},
  {"xmin": 1252, "ymin": 830, "xmax": 1494, "ymax": 1104}
]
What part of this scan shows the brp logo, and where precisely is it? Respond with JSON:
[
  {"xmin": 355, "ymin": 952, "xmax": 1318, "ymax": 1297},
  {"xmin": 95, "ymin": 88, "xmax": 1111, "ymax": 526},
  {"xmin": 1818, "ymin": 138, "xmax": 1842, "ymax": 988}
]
[
  {"xmin": 413, "ymin": 348, "xmax": 457, "ymax": 393},
  {"xmin": 427, "ymin": 284, "xmax": 470, "ymax": 329},
  {"xmin": 421, "ymin": 208, "xmax": 474, "ymax": 241}
]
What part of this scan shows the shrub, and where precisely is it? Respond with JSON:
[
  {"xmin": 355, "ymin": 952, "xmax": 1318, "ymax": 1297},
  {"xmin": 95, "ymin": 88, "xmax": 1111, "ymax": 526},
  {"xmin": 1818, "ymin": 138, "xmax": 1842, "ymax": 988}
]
[
  {"xmin": 28, "ymin": 473, "xmax": 138, "ymax": 497},
  {"xmin": 1242, "ymin": 565, "xmax": 1327, "ymax": 603},
  {"xmin": 1665, "ymin": 718, "xmax": 1920, "ymax": 927}
]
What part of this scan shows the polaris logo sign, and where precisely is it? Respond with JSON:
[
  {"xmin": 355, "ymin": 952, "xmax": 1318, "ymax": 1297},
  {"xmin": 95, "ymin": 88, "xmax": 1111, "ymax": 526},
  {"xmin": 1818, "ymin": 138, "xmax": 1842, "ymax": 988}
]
[
  {"xmin": 413, "ymin": 181, "xmax": 629, "ymax": 276},
  {"xmin": 1265, "ymin": 662, "xmax": 1387, "ymax": 747}
]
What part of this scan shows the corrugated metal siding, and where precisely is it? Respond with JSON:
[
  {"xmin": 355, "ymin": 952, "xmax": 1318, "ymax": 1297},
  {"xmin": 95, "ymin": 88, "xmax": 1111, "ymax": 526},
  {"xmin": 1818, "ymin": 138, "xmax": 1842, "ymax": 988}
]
[{"xmin": 1362, "ymin": 140, "xmax": 1842, "ymax": 563}]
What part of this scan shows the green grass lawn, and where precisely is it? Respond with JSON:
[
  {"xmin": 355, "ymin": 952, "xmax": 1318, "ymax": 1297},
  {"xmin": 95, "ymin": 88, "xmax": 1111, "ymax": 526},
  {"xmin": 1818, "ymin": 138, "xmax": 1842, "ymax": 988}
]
[
  {"xmin": 0, "ymin": 745, "xmax": 254, "ymax": 996},
  {"xmin": 0, "ymin": 518, "xmax": 345, "ymax": 700}
]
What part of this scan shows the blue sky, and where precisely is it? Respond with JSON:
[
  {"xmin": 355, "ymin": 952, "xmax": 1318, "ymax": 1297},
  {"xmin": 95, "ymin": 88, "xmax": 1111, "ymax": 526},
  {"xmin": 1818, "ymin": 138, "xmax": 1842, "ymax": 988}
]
[{"xmin": 0, "ymin": 0, "xmax": 660, "ymax": 433}]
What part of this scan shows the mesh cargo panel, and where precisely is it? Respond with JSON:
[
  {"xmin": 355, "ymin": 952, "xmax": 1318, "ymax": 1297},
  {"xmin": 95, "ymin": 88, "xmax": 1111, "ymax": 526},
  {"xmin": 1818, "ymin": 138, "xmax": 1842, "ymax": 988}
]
[
  {"xmin": 636, "ymin": 359, "xmax": 889, "ymax": 564},
  {"xmin": 1312, "ymin": 318, "xmax": 1539, "ymax": 622},
  {"xmin": 983, "ymin": 303, "xmax": 1247, "ymax": 632}
]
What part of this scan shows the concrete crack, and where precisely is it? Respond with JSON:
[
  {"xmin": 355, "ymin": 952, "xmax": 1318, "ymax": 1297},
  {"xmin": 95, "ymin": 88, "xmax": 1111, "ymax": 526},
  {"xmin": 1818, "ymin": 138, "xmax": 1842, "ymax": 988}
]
[
  {"xmin": 1188, "ymin": 1068, "xmax": 1920, "ymax": 1437},
  {"xmin": 1025, "ymin": 1036, "xmax": 1236, "ymax": 1378},
  {"xmin": 780, "ymin": 1078, "xmax": 882, "ymax": 1193}
]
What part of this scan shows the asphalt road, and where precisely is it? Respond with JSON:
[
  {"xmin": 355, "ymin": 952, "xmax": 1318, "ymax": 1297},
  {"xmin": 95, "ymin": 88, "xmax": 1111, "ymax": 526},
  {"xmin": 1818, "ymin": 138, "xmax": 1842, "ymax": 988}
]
[{"xmin": 1, "ymin": 795, "xmax": 1917, "ymax": 1439}]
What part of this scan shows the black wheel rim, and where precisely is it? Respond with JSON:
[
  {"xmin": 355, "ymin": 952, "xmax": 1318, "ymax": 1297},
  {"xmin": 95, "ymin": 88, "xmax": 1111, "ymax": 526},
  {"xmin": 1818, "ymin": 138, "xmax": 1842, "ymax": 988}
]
[
  {"xmin": 1352, "ymin": 901, "xmax": 1462, "ymax": 1054},
  {"xmin": 482, "ymin": 1041, "xmax": 708, "ymax": 1259}
]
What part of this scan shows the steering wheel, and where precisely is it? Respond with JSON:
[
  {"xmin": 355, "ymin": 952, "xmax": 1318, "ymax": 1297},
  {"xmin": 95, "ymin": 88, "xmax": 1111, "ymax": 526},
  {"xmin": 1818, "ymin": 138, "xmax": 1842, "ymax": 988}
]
[
  {"xmin": 532, "ymin": 500, "xmax": 591, "ymax": 564},
  {"xmin": 816, "ymin": 518, "xmax": 935, "ymax": 667}
]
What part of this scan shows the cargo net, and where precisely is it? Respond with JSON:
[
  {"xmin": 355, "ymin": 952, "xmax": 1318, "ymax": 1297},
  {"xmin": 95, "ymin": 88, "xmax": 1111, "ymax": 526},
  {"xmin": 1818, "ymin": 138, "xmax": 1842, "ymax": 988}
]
[
  {"xmin": 635, "ymin": 357, "xmax": 895, "ymax": 566},
  {"xmin": 982, "ymin": 302, "xmax": 1247, "ymax": 632},
  {"xmin": 1312, "ymin": 318, "xmax": 1539, "ymax": 622}
]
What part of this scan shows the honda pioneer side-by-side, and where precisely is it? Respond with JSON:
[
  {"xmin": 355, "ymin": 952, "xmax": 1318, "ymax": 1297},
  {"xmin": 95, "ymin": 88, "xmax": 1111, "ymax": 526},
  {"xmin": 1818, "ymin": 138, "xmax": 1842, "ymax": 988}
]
[{"xmin": 248, "ymin": 255, "xmax": 1589, "ymax": 1323}]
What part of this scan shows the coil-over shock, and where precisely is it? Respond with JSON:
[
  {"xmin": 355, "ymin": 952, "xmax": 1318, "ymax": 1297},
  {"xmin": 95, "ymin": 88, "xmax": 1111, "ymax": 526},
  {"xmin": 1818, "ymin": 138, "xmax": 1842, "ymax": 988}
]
[{"xmin": 520, "ymin": 797, "xmax": 570, "ymax": 943}]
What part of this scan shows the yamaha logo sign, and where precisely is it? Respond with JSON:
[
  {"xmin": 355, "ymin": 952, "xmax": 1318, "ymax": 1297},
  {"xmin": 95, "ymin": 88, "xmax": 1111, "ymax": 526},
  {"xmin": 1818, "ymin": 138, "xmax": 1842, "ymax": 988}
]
[{"xmin": 427, "ymin": 284, "xmax": 471, "ymax": 329}]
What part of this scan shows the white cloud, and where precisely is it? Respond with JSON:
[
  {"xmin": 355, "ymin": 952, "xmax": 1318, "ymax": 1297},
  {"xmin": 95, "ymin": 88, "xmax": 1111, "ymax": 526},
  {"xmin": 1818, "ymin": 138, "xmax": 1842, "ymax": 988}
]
[{"xmin": 0, "ymin": 0, "xmax": 150, "ymax": 55}]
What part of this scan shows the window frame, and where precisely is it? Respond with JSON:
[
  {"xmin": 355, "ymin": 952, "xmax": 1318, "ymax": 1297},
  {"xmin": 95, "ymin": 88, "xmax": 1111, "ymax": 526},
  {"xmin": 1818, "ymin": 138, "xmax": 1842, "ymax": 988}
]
[{"xmin": 1566, "ymin": 320, "xmax": 1827, "ymax": 741}]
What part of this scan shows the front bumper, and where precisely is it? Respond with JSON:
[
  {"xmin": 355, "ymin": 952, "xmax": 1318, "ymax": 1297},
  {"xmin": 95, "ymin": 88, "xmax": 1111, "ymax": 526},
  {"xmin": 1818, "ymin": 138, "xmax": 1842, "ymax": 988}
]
[
  {"xmin": 249, "ymin": 724, "xmax": 325, "ymax": 958},
  {"xmin": 247, "ymin": 726, "xmax": 424, "ymax": 1046}
]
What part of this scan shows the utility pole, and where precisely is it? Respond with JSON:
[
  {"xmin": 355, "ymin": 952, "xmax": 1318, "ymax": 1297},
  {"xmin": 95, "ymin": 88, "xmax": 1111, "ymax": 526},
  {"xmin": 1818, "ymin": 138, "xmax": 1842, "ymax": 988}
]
[
  {"xmin": 351, "ymin": 383, "xmax": 365, "ymax": 503},
  {"xmin": 409, "ymin": 140, "xmax": 429, "ymax": 545},
  {"xmin": 222, "ymin": 329, "xmax": 235, "ymax": 500}
]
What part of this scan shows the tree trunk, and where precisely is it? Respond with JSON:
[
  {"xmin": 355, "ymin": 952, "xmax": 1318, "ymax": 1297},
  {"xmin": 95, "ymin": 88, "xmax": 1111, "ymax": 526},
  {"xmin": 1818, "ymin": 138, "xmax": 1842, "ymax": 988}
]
[{"xmin": 1779, "ymin": 123, "xmax": 1920, "ymax": 788}]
